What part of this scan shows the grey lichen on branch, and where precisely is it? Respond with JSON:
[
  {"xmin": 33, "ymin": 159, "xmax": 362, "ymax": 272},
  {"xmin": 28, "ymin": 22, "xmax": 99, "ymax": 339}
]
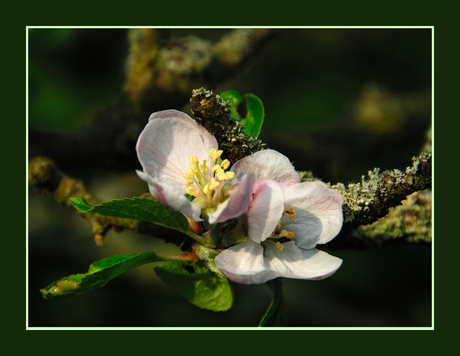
[
  {"xmin": 330, "ymin": 151, "xmax": 431, "ymax": 228},
  {"xmin": 350, "ymin": 189, "xmax": 432, "ymax": 246},
  {"xmin": 326, "ymin": 151, "xmax": 432, "ymax": 247},
  {"xmin": 189, "ymin": 87, "xmax": 266, "ymax": 164}
]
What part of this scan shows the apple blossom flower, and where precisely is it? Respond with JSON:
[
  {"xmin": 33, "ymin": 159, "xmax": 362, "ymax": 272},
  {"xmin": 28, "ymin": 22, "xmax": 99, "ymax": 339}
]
[
  {"xmin": 214, "ymin": 149, "xmax": 344, "ymax": 285},
  {"xmin": 136, "ymin": 109, "xmax": 256, "ymax": 224}
]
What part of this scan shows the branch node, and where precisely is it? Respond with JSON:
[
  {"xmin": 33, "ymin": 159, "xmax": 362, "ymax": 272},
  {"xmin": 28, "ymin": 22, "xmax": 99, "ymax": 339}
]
[{"xmin": 189, "ymin": 87, "xmax": 266, "ymax": 164}]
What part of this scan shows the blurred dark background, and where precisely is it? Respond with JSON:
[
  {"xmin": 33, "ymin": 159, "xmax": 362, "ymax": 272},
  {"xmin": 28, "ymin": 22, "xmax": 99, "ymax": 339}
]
[{"xmin": 28, "ymin": 28, "xmax": 432, "ymax": 327}]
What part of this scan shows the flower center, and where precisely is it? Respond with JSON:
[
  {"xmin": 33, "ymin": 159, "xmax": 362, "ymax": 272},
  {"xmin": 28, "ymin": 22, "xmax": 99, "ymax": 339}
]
[
  {"xmin": 270, "ymin": 207, "xmax": 296, "ymax": 250},
  {"xmin": 183, "ymin": 148, "xmax": 235, "ymax": 208}
]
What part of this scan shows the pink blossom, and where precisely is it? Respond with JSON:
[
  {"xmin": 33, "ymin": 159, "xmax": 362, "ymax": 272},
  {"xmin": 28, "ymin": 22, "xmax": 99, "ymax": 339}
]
[
  {"xmin": 136, "ymin": 109, "xmax": 255, "ymax": 223},
  {"xmin": 214, "ymin": 149, "xmax": 344, "ymax": 284}
]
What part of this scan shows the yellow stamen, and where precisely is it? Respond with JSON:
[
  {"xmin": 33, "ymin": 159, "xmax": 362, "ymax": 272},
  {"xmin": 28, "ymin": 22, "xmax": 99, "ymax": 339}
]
[
  {"xmin": 278, "ymin": 230, "xmax": 289, "ymax": 237},
  {"xmin": 283, "ymin": 206, "xmax": 296, "ymax": 219},
  {"xmin": 221, "ymin": 159, "xmax": 230, "ymax": 170},
  {"xmin": 276, "ymin": 241, "xmax": 284, "ymax": 251},
  {"xmin": 217, "ymin": 172, "xmax": 230, "ymax": 181},
  {"xmin": 190, "ymin": 155, "xmax": 199, "ymax": 164},
  {"xmin": 211, "ymin": 150, "xmax": 223, "ymax": 162},
  {"xmin": 286, "ymin": 232, "xmax": 295, "ymax": 239},
  {"xmin": 183, "ymin": 150, "xmax": 235, "ymax": 205},
  {"xmin": 209, "ymin": 178, "xmax": 219, "ymax": 191},
  {"xmin": 186, "ymin": 187, "xmax": 199, "ymax": 197}
]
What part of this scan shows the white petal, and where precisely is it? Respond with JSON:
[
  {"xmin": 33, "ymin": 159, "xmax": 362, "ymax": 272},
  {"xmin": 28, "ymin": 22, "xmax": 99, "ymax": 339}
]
[
  {"xmin": 207, "ymin": 173, "xmax": 256, "ymax": 224},
  {"xmin": 283, "ymin": 181, "xmax": 344, "ymax": 249},
  {"xmin": 231, "ymin": 149, "xmax": 300, "ymax": 188},
  {"xmin": 136, "ymin": 170, "xmax": 202, "ymax": 221},
  {"xmin": 214, "ymin": 240, "xmax": 279, "ymax": 285},
  {"xmin": 148, "ymin": 109, "xmax": 212, "ymax": 139},
  {"xmin": 247, "ymin": 179, "xmax": 285, "ymax": 244},
  {"xmin": 265, "ymin": 241, "xmax": 342, "ymax": 280},
  {"xmin": 136, "ymin": 112, "xmax": 218, "ymax": 190}
]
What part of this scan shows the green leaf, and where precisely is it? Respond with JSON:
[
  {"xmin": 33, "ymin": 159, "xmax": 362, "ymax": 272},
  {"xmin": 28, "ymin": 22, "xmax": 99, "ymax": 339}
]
[
  {"xmin": 220, "ymin": 90, "xmax": 265, "ymax": 137},
  {"xmin": 69, "ymin": 196, "xmax": 197, "ymax": 240},
  {"xmin": 68, "ymin": 196, "xmax": 93, "ymax": 212},
  {"xmin": 259, "ymin": 278, "xmax": 288, "ymax": 326},
  {"xmin": 40, "ymin": 252, "xmax": 166, "ymax": 300},
  {"xmin": 154, "ymin": 261, "xmax": 233, "ymax": 312},
  {"xmin": 220, "ymin": 90, "xmax": 243, "ymax": 121},
  {"xmin": 241, "ymin": 94, "xmax": 265, "ymax": 137}
]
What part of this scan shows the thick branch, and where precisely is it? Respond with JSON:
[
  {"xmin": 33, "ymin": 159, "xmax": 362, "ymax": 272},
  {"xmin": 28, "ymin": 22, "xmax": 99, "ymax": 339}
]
[
  {"xmin": 348, "ymin": 189, "xmax": 432, "ymax": 247},
  {"xmin": 331, "ymin": 151, "xmax": 431, "ymax": 228},
  {"xmin": 325, "ymin": 151, "xmax": 432, "ymax": 248}
]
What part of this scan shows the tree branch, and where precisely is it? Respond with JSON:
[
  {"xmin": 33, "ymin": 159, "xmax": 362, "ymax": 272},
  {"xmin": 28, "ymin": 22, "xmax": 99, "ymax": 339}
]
[
  {"xmin": 331, "ymin": 151, "xmax": 431, "ymax": 228},
  {"xmin": 327, "ymin": 151, "xmax": 432, "ymax": 248},
  {"xmin": 29, "ymin": 29, "xmax": 276, "ymax": 174},
  {"xmin": 189, "ymin": 87, "xmax": 266, "ymax": 164},
  {"xmin": 29, "ymin": 88, "xmax": 431, "ymax": 250}
]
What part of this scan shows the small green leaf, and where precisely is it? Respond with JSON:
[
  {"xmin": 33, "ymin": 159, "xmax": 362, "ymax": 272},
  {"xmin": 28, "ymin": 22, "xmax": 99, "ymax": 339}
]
[
  {"xmin": 68, "ymin": 196, "xmax": 92, "ymax": 212},
  {"xmin": 40, "ymin": 252, "xmax": 166, "ymax": 300},
  {"xmin": 154, "ymin": 261, "xmax": 233, "ymax": 312},
  {"xmin": 259, "ymin": 278, "xmax": 288, "ymax": 327},
  {"xmin": 69, "ymin": 196, "xmax": 197, "ymax": 240},
  {"xmin": 220, "ymin": 90, "xmax": 243, "ymax": 121},
  {"xmin": 220, "ymin": 90, "xmax": 265, "ymax": 137},
  {"xmin": 241, "ymin": 94, "xmax": 264, "ymax": 137}
]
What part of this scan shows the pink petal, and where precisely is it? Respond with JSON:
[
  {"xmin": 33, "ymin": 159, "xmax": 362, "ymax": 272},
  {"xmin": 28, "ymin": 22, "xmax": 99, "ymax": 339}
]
[
  {"xmin": 207, "ymin": 173, "xmax": 256, "ymax": 224},
  {"xmin": 283, "ymin": 181, "xmax": 343, "ymax": 249},
  {"xmin": 265, "ymin": 241, "xmax": 343, "ymax": 280},
  {"xmin": 247, "ymin": 179, "xmax": 285, "ymax": 244},
  {"xmin": 231, "ymin": 149, "xmax": 301, "ymax": 188},
  {"xmin": 136, "ymin": 170, "xmax": 202, "ymax": 221},
  {"xmin": 214, "ymin": 240, "xmax": 279, "ymax": 285},
  {"xmin": 136, "ymin": 111, "xmax": 218, "ymax": 190}
]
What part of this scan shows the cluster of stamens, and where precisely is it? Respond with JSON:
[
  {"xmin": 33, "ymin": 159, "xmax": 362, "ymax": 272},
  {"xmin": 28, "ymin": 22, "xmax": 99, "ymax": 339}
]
[
  {"xmin": 272, "ymin": 207, "xmax": 297, "ymax": 251},
  {"xmin": 184, "ymin": 148, "xmax": 235, "ymax": 205}
]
